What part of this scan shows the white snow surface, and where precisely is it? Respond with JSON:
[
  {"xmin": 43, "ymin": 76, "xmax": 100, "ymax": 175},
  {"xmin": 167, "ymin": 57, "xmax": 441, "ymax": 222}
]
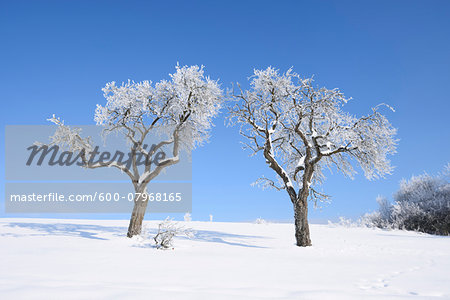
[{"xmin": 0, "ymin": 218, "xmax": 449, "ymax": 300}]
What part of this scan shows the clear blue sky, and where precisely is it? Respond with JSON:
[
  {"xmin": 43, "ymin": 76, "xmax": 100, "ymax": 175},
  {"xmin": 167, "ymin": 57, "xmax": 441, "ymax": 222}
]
[{"xmin": 1, "ymin": 0, "xmax": 449, "ymax": 222}]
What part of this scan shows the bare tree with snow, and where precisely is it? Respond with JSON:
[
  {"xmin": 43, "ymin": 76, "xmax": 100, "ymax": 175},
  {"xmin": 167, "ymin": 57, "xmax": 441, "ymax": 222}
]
[
  {"xmin": 228, "ymin": 67, "xmax": 397, "ymax": 246},
  {"xmin": 45, "ymin": 64, "xmax": 223, "ymax": 237}
]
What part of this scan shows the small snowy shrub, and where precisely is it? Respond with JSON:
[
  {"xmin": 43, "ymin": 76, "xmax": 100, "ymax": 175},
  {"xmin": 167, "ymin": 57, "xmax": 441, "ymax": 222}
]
[
  {"xmin": 363, "ymin": 196, "xmax": 393, "ymax": 228},
  {"xmin": 338, "ymin": 216, "xmax": 357, "ymax": 227},
  {"xmin": 364, "ymin": 171, "xmax": 450, "ymax": 235},
  {"xmin": 153, "ymin": 217, "xmax": 195, "ymax": 249},
  {"xmin": 255, "ymin": 217, "xmax": 268, "ymax": 224},
  {"xmin": 184, "ymin": 212, "xmax": 192, "ymax": 222}
]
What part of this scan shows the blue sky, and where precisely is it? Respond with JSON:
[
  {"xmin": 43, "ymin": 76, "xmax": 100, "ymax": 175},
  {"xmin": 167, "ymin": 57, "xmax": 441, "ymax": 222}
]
[{"xmin": 1, "ymin": 0, "xmax": 449, "ymax": 222}]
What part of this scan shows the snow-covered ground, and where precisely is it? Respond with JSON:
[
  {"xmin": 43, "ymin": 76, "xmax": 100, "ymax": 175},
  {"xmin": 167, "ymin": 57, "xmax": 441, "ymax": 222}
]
[{"xmin": 0, "ymin": 218, "xmax": 449, "ymax": 299}]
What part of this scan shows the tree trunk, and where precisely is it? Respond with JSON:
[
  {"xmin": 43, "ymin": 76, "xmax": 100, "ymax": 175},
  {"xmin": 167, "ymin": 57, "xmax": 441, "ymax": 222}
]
[
  {"xmin": 293, "ymin": 193, "xmax": 312, "ymax": 247},
  {"xmin": 127, "ymin": 190, "xmax": 149, "ymax": 238}
]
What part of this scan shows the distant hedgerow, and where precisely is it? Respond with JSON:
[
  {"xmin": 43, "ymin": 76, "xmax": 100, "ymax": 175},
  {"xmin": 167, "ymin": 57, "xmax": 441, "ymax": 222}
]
[{"xmin": 363, "ymin": 166, "xmax": 450, "ymax": 235}]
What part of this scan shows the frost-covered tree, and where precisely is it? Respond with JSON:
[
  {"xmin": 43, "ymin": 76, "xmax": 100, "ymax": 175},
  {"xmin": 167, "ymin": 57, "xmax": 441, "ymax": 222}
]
[
  {"xmin": 228, "ymin": 67, "xmax": 397, "ymax": 246},
  {"xmin": 45, "ymin": 65, "xmax": 223, "ymax": 237}
]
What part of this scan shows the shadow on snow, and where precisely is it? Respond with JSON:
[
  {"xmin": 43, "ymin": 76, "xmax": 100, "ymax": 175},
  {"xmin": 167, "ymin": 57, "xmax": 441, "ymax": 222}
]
[
  {"xmin": 4, "ymin": 222, "xmax": 124, "ymax": 240},
  {"xmin": 3, "ymin": 222, "xmax": 270, "ymax": 248}
]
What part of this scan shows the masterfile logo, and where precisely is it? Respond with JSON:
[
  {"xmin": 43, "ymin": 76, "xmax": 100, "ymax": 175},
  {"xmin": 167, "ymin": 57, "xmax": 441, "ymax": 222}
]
[{"xmin": 4, "ymin": 125, "xmax": 192, "ymax": 213}]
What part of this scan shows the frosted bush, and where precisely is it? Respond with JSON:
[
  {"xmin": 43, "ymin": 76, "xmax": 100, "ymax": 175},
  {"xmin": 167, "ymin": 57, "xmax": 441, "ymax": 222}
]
[
  {"xmin": 184, "ymin": 212, "xmax": 192, "ymax": 222},
  {"xmin": 154, "ymin": 217, "xmax": 195, "ymax": 249},
  {"xmin": 254, "ymin": 217, "xmax": 268, "ymax": 224},
  {"xmin": 364, "ymin": 170, "xmax": 450, "ymax": 235}
]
